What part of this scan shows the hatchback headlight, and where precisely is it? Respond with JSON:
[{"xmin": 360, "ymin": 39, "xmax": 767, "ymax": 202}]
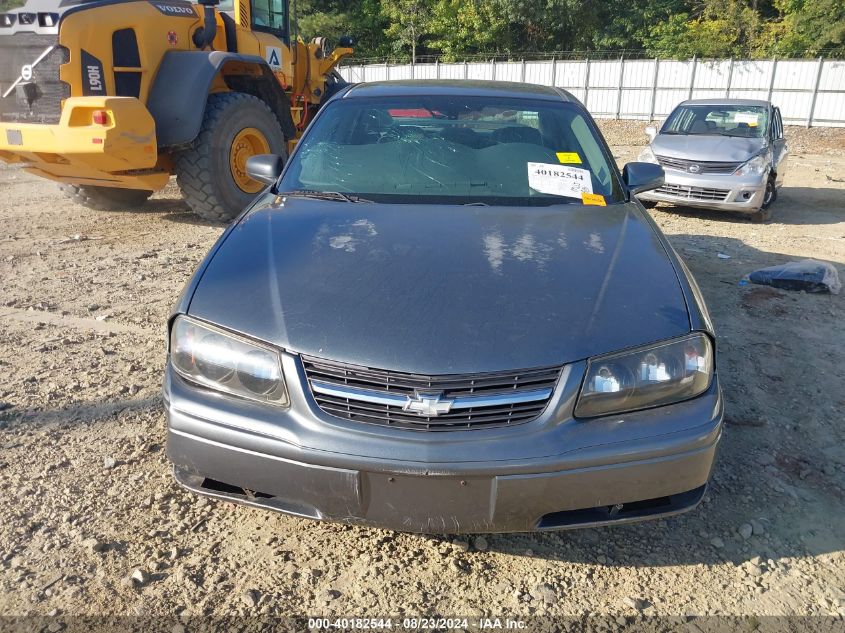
[
  {"xmin": 574, "ymin": 333, "xmax": 713, "ymax": 418},
  {"xmin": 733, "ymin": 155, "xmax": 767, "ymax": 177},
  {"xmin": 170, "ymin": 316, "xmax": 289, "ymax": 406},
  {"xmin": 638, "ymin": 146, "xmax": 658, "ymax": 164}
]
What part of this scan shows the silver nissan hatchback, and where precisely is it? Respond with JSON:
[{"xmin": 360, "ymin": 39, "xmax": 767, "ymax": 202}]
[{"xmin": 637, "ymin": 98, "xmax": 788, "ymax": 222}]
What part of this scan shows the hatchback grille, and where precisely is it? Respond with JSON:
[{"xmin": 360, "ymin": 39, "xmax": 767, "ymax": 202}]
[
  {"xmin": 0, "ymin": 32, "xmax": 68, "ymax": 124},
  {"xmin": 656, "ymin": 155, "xmax": 741, "ymax": 175},
  {"xmin": 655, "ymin": 183, "xmax": 730, "ymax": 202},
  {"xmin": 302, "ymin": 356, "xmax": 561, "ymax": 431}
]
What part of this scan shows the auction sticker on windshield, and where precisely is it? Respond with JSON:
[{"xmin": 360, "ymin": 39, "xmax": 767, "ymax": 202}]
[
  {"xmin": 582, "ymin": 192, "xmax": 606, "ymax": 206},
  {"xmin": 527, "ymin": 162, "xmax": 593, "ymax": 198},
  {"xmin": 734, "ymin": 112, "xmax": 760, "ymax": 126},
  {"xmin": 556, "ymin": 151, "xmax": 582, "ymax": 164}
]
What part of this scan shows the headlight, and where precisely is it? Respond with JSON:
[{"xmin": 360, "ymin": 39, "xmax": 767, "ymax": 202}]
[
  {"xmin": 170, "ymin": 316, "xmax": 289, "ymax": 406},
  {"xmin": 638, "ymin": 146, "xmax": 658, "ymax": 164},
  {"xmin": 574, "ymin": 333, "xmax": 713, "ymax": 418},
  {"xmin": 733, "ymin": 155, "xmax": 767, "ymax": 177}
]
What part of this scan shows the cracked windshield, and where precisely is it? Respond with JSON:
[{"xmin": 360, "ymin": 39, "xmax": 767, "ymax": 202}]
[
  {"xmin": 662, "ymin": 104, "xmax": 770, "ymax": 138},
  {"xmin": 279, "ymin": 95, "xmax": 624, "ymax": 206}
]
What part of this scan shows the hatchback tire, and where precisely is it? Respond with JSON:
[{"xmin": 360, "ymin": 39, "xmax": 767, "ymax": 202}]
[
  {"xmin": 761, "ymin": 175, "xmax": 777, "ymax": 209},
  {"xmin": 750, "ymin": 176, "xmax": 777, "ymax": 223}
]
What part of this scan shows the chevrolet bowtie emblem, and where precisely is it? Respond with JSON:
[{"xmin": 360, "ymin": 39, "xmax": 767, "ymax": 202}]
[{"xmin": 403, "ymin": 392, "xmax": 454, "ymax": 416}]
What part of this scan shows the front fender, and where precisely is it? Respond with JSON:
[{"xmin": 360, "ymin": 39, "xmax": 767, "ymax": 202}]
[{"xmin": 147, "ymin": 50, "xmax": 276, "ymax": 147}]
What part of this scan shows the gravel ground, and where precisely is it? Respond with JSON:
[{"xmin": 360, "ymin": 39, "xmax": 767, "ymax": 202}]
[{"xmin": 0, "ymin": 123, "xmax": 844, "ymax": 625}]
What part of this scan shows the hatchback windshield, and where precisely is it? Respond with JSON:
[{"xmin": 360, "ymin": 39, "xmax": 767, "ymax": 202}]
[
  {"xmin": 278, "ymin": 95, "xmax": 624, "ymax": 205},
  {"xmin": 662, "ymin": 104, "xmax": 769, "ymax": 139}
]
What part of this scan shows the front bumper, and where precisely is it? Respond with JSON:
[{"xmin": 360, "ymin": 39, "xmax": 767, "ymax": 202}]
[
  {"xmin": 638, "ymin": 168, "xmax": 766, "ymax": 212},
  {"xmin": 165, "ymin": 354, "xmax": 723, "ymax": 534},
  {"xmin": 0, "ymin": 96, "xmax": 168, "ymax": 190}
]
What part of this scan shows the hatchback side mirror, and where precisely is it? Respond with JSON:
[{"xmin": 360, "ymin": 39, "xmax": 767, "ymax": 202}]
[
  {"xmin": 644, "ymin": 125, "xmax": 657, "ymax": 141},
  {"xmin": 246, "ymin": 154, "xmax": 285, "ymax": 186},
  {"xmin": 623, "ymin": 162, "xmax": 664, "ymax": 195}
]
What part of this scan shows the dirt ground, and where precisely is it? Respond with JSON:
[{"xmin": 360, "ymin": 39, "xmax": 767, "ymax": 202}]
[{"xmin": 0, "ymin": 121, "xmax": 844, "ymax": 626}]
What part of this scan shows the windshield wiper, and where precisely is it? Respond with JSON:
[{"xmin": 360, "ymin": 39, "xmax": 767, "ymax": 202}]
[{"xmin": 283, "ymin": 190, "xmax": 373, "ymax": 203}]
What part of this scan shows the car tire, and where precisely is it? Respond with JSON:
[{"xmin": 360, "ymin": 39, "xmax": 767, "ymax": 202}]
[
  {"xmin": 639, "ymin": 198, "xmax": 658, "ymax": 209},
  {"xmin": 61, "ymin": 184, "xmax": 152, "ymax": 211},
  {"xmin": 174, "ymin": 92, "xmax": 287, "ymax": 224},
  {"xmin": 750, "ymin": 176, "xmax": 777, "ymax": 223},
  {"xmin": 761, "ymin": 175, "xmax": 777, "ymax": 210}
]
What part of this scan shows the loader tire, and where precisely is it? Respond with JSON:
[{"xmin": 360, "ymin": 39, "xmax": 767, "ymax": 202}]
[
  {"xmin": 61, "ymin": 184, "xmax": 152, "ymax": 211},
  {"xmin": 174, "ymin": 92, "xmax": 286, "ymax": 224}
]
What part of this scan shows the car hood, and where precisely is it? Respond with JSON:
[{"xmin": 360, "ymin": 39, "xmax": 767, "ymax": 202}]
[
  {"xmin": 652, "ymin": 134, "xmax": 767, "ymax": 162},
  {"xmin": 187, "ymin": 198, "xmax": 691, "ymax": 374}
]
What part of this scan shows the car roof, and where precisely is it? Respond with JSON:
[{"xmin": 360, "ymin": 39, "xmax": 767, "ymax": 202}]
[
  {"xmin": 681, "ymin": 98, "xmax": 771, "ymax": 107},
  {"xmin": 341, "ymin": 80, "xmax": 576, "ymax": 102}
]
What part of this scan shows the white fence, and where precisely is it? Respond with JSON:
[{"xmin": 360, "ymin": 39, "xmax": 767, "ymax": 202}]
[{"xmin": 338, "ymin": 57, "xmax": 845, "ymax": 127}]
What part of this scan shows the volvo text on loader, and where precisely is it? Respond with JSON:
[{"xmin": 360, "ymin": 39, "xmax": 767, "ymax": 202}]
[{"xmin": 0, "ymin": 0, "xmax": 351, "ymax": 221}]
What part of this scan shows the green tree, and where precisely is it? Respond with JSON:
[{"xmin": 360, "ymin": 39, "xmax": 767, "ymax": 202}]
[
  {"xmin": 380, "ymin": 0, "xmax": 435, "ymax": 62},
  {"xmin": 486, "ymin": 0, "xmax": 601, "ymax": 52},
  {"xmin": 297, "ymin": 0, "xmax": 390, "ymax": 60},
  {"xmin": 428, "ymin": 0, "xmax": 510, "ymax": 60},
  {"xmin": 288, "ymin": 0, "xmax": 845, "ymax": 62},
  {"xmin": 644, "ymin": 0, "xmax": 764, "ymax": 58},
  {"xmin": 593, "ymin": 0, "xmax": 686, "ymax": 51},
  {"xmin": 761, "ymin": 0, "xmax": 845, "ymax": 56}
]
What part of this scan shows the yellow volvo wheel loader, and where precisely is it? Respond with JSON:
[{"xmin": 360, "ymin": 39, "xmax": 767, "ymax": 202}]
[{"xmin": 0, "ymin": 0, "xmax": 352, "ymax": 221}]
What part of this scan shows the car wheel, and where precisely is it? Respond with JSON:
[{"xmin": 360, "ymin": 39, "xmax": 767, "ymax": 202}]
[
  {"xmin": 639, "ymin": 198, "xmax": 658, "ymax": 209},
  {"xmin": 750, "ymin": 176, "xmax": 777, "ymax": 223},
  {"xmin": 761, "ymin": 175, "xmax": 777, "ymax": 209}
]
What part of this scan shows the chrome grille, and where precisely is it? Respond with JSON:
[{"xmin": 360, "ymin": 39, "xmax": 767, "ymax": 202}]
[
  {"xmin": 656, "ymin": 155, "xmax": 741, "ymax": 175},
  {"xmin": 302, "ymin": 356, "xmax": 561, "ymax": 431},
  {"xmin": 655, "ymin": 183, "xmax": 730, "ymax": 202}
]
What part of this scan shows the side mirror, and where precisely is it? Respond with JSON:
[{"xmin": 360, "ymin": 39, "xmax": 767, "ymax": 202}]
[
  {"xmin": 623, "ymin": 162, "xmax": 664, "ymax": 195},
  {"xmin": 246, "ymin": 154, "xmax": 284, "ymax": 186},
  {"xmin": 338, "ymin": 35, "xmax": 354, "ymax": 48},
  {"xmin": 644, "ymin": 125, "xmax": 657, "ymax": 141}
]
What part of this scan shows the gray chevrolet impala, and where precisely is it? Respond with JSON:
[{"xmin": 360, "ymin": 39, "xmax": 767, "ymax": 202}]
[{"xmin": 164, "ymin": 80, "xmax": 723, "ymax": 533}]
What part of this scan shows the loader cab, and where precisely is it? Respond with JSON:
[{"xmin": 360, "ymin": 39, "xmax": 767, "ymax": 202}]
[
  {"xmin": 210, "ymin": 0, "xmax": 290, "ymax": 42},
  {"xmin": 248, "ymin": 0, "xmax": 288, "ymax": 39}
]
